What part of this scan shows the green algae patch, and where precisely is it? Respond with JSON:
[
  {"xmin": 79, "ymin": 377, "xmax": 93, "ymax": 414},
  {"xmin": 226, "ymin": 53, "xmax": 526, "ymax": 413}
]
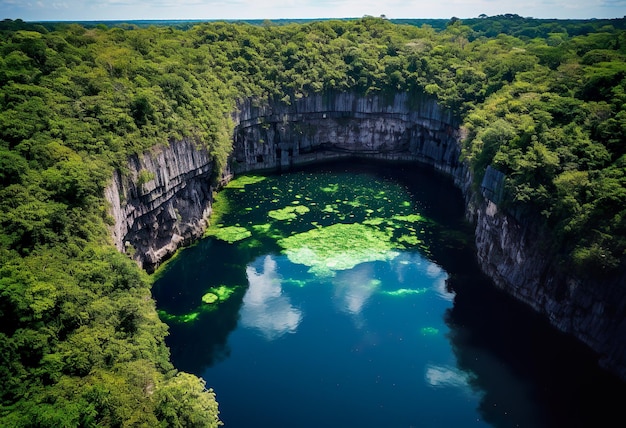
[
  {"xmin": 397, "ymin": 234, "xmax": 421, "ymax": 246},
  {"xmin": 322, "ymin": 204, "xmax": 338, "ymax": 214},
  {"xmin": 160, "ymin": 284, "xmax": 240, "ymax": 324},
  {"xmin": 252, "ymin": 223, "xmax": 285, "ymax": 240},
  {"xmin": 392, "ymin": 214, "xmax": 425, "ymax": 223},
  {"xmin": 239, "ymin": 238, "xmax": 263, "ymax": 250},
  {"xmin": 363, "ymin": 217, "xmax": 385, "ymax": 226},
  {"xmin": 202, "ymin": 285, "xmax": 237, "ymax": 305},
  {"xmin": 320, "ymin": 183, "xmax": 339, "ymax": 193},
  {"xmin": 252, "ymin": 223, "xmax": 272, "ymax": 234},
  {"xmin": 206, "ymin": 225, "xmax": 252, "ymax": 243},
  {"xmin": 344, "ymin": 199, "xmax": 362, "ymax": 208},
  {"xmin": 268, "ymin": 205, "xmax": 310, "ymax": 221},
  {"xmin": 158, "ymin": 310, "xmax": 200, "ymax": 324},
  {"xmin": 201, "ymin": 292, "xmax": 219, "ymax": 304},
  {"xmin": 204, "ymin": 191, "xmax": 232, "ymax": 232},
  {"xmin": 225, "ymin": 174, "xmax": 267, "ymax": 189},
  {"xmin": 278, "ymin": 223, "xmax": 399, "ymax": 277},
  {"xmin": 283, "ymin": 278, "xmax": 309, "ymax": 288},
  {"xmin": 212, "ymin": 284, "xmax": 237, "ymax": 301}
]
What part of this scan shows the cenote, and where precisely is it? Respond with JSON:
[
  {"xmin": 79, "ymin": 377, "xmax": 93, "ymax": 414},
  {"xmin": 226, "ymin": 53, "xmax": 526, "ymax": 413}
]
[{"xmin": 153, "ymin": 160, "xmax": 626, "ymax": 428}]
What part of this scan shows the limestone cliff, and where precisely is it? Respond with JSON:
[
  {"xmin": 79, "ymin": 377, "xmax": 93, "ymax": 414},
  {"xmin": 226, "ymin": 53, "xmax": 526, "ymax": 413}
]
[
  {"xmin": 472, "ymin": 198, "xmax": 626, "ymax": 380},
  {"xmin": 106, "ymin": 91, "xmax": 471, "ymax": 272},
  {"xmin": 232, "ymin": 91, "xmax": 467, "ymax": 184},
  {"xmin": 104, "ymin": 138, "xmax": 216, "ymax": 272}
]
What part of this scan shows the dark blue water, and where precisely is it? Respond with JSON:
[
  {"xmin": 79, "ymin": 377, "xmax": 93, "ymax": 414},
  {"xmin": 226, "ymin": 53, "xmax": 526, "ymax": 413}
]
[{"xmin": 153, "ymin": 160, "xmax": 626, "ymax": 428}]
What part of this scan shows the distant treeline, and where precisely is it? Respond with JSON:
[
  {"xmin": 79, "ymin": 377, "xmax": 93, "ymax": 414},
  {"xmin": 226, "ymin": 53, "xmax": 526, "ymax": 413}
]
[
  {"xmin": 4, "ymin": 13, "xmax": 626, "ymax": 33},
  {"xmin": 0, "ymin": 15, "xmax": 624, "ymax": 426}
]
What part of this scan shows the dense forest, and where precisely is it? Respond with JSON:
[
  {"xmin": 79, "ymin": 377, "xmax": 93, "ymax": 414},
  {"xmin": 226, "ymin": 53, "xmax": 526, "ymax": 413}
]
[{"xmin": 0, "ymin": 14, "xmax": 625, "ymax": 426}]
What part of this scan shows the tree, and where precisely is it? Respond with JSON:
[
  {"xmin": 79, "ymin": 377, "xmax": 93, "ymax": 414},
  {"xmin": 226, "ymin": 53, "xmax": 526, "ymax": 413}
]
[{"xmin": 155, "ymin": 373, "xmax": 222, "ymax": 427}]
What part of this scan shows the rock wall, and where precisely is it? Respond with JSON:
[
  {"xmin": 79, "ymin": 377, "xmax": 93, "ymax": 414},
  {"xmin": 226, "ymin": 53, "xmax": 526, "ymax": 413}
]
[
  {"xmin": 104, "ymin": 138, "xmax": 217, "ymax": 272},
  {"xmin": 231, "ymin": 91, "xmax": 467, "ymax": 185},
  {"xmin": 473, "ymin": 198, "xmax": 626, "ymax": 380}
]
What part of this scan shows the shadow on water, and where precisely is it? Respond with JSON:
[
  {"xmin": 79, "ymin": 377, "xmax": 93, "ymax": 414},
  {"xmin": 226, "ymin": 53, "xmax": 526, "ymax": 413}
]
[
  {"xmin": 445, "ymin": 268, "xmax": 626, "ymax": 428},
  {"xmin": 152, "ymin": 239, "xmax": 251, "ymax": 373},
  {"xmin": 153, "ymin": 158, "xmax": 626, "ymax": 427}
]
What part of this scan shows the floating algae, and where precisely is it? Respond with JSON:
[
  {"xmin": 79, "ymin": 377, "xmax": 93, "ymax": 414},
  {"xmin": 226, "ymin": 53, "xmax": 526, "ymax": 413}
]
[
  {"xmin": 160, "ymin": 284, "xmax": 240, "ymax": 324},
  {"xmin": 211, "ymin": 284, "xmax": 238, "ymax": 301},
  {"xmin": 392, "ymin": 214, "xmax": 425, "ymax": 223},
  {"xmin": 322, "ymin": 204, "xmax": 338, "ymax": 214},
  {"xmin": 398, "ymin": 234, "xmax": 421, "ymax": 246},
  {"xmin": 268, "ymin": 205, "xmax": 310, "ymax": 221},
  {"xmin": 158, "ymin": 310, "xmax": 201, "ymax": 324},
  {"xmin": 278, "ymin": 223, "xmax": 399, "ymax": 277},
  {"xmin": 251, "ymin": 223, "xmax": 286, "ymax": 240},
  {"xmin": 202, "ymin": 292, "xmax": 219, "ymax": 304},
  {"xmin": 206, "ymin": 226, "xmax": 252, "ymax": 243},
  {"xmin": 283, "ymin": 278, "xmax": 309, "ymax": 288},
  {"xmin": 320, "ymin": 183, "xmax": 339, "ymax": 193},
  {"xmin": 225, "ymin": 174, "xmax": 267, "ymax": 189},
  {"xmin": 201, "ymin": 285, "xmax": 238, "ymax": 306},
  {"xmin": 363, "ymin": 217, "xmax": 385, "ymax": 226}
]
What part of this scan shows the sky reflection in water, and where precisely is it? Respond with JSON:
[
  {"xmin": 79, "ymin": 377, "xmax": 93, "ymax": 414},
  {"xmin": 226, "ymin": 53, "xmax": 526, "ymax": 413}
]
[{"xmin": 240, "ymin": 255, "xmax": 302, "ymax": 340}]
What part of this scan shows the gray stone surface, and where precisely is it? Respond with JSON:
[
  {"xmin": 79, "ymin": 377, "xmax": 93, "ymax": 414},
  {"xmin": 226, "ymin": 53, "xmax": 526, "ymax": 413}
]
[
  {"xmin": 473, "ymin": 199, "xmax": 626, "ymax": 380},
  {"xmin": 104, "ymin": 138, "xmax": 216, "ymax": 272}
]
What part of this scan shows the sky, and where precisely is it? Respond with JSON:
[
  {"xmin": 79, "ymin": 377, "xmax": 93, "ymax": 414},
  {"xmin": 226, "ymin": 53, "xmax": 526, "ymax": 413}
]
[{"xmin": 1, "ymin": 0, "xmax": 625, "ymax": 22}]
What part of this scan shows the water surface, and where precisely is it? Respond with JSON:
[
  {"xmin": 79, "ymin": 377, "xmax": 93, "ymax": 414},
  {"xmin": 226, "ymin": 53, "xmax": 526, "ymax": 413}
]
[{"xmin": 153, "ymin": 160, "xmax": 626, "ymax": 428}]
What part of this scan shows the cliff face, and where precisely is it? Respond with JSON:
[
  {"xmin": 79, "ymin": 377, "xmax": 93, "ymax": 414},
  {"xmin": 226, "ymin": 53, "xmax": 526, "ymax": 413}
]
[
  {"xmin": 473, "ymin": 199, "xmax": 626, "ymax": 380},
  {"xmin": 104, "ymin": 139, "xmax": 216, "ymax": 272},
  {"xmin": 232, "ymin": 92, "xmax": 467, "ymax": 185},
  {"xmin": 105, "ymin": 91, "xmax": 626, "ymax": 381}
]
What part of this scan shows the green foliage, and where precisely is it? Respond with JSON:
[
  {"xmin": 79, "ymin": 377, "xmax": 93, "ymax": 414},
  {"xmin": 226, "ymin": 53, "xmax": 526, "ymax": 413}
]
[
  {"xmin": 155, "ymin": 373, "xmax": 222, "ymax": 427},
  {"xmin": 136, "ymin": 169, "xmax": 156, "ymax": 188},
  {"xmin": 0, "ymin": 15, "xmax": 625, "ymax": 426},
  {"xmin": 461, "ymin": 25, "xmax": 626, "ymax": 271}
]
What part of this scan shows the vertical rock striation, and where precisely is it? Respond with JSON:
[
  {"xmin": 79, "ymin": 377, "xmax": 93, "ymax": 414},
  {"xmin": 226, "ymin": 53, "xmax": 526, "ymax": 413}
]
[
  {"xmin": 472, "ymin": 198, "xmax": 626, "ymax": 380},
  {"xmin": 104, "ymin": 138, "xmax": 217, "ymax": 272},
  {"xmin": 232, "ymin": 91, "xmax": 467, "ymax": 184},
  {"xmin": 106, "ymin": 91, "xmax": 470, "ymax": 273}
]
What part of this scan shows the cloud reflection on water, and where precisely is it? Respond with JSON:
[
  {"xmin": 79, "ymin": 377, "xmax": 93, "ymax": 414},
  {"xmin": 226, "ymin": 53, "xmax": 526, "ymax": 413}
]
[
  {"xmin": 392, "ymin": 253, "xmax": 454, "ymax": 301},
  {"xmin": 424, "ymin": 363, "xmax": 474, "ymax": 392},
  {"xmin": 240, "ymin": 255, "xmax": 302, "ymax": 340},
  {"xmin": 332, "ymin": 264, "xmax": 380, "ymax": 321}
]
